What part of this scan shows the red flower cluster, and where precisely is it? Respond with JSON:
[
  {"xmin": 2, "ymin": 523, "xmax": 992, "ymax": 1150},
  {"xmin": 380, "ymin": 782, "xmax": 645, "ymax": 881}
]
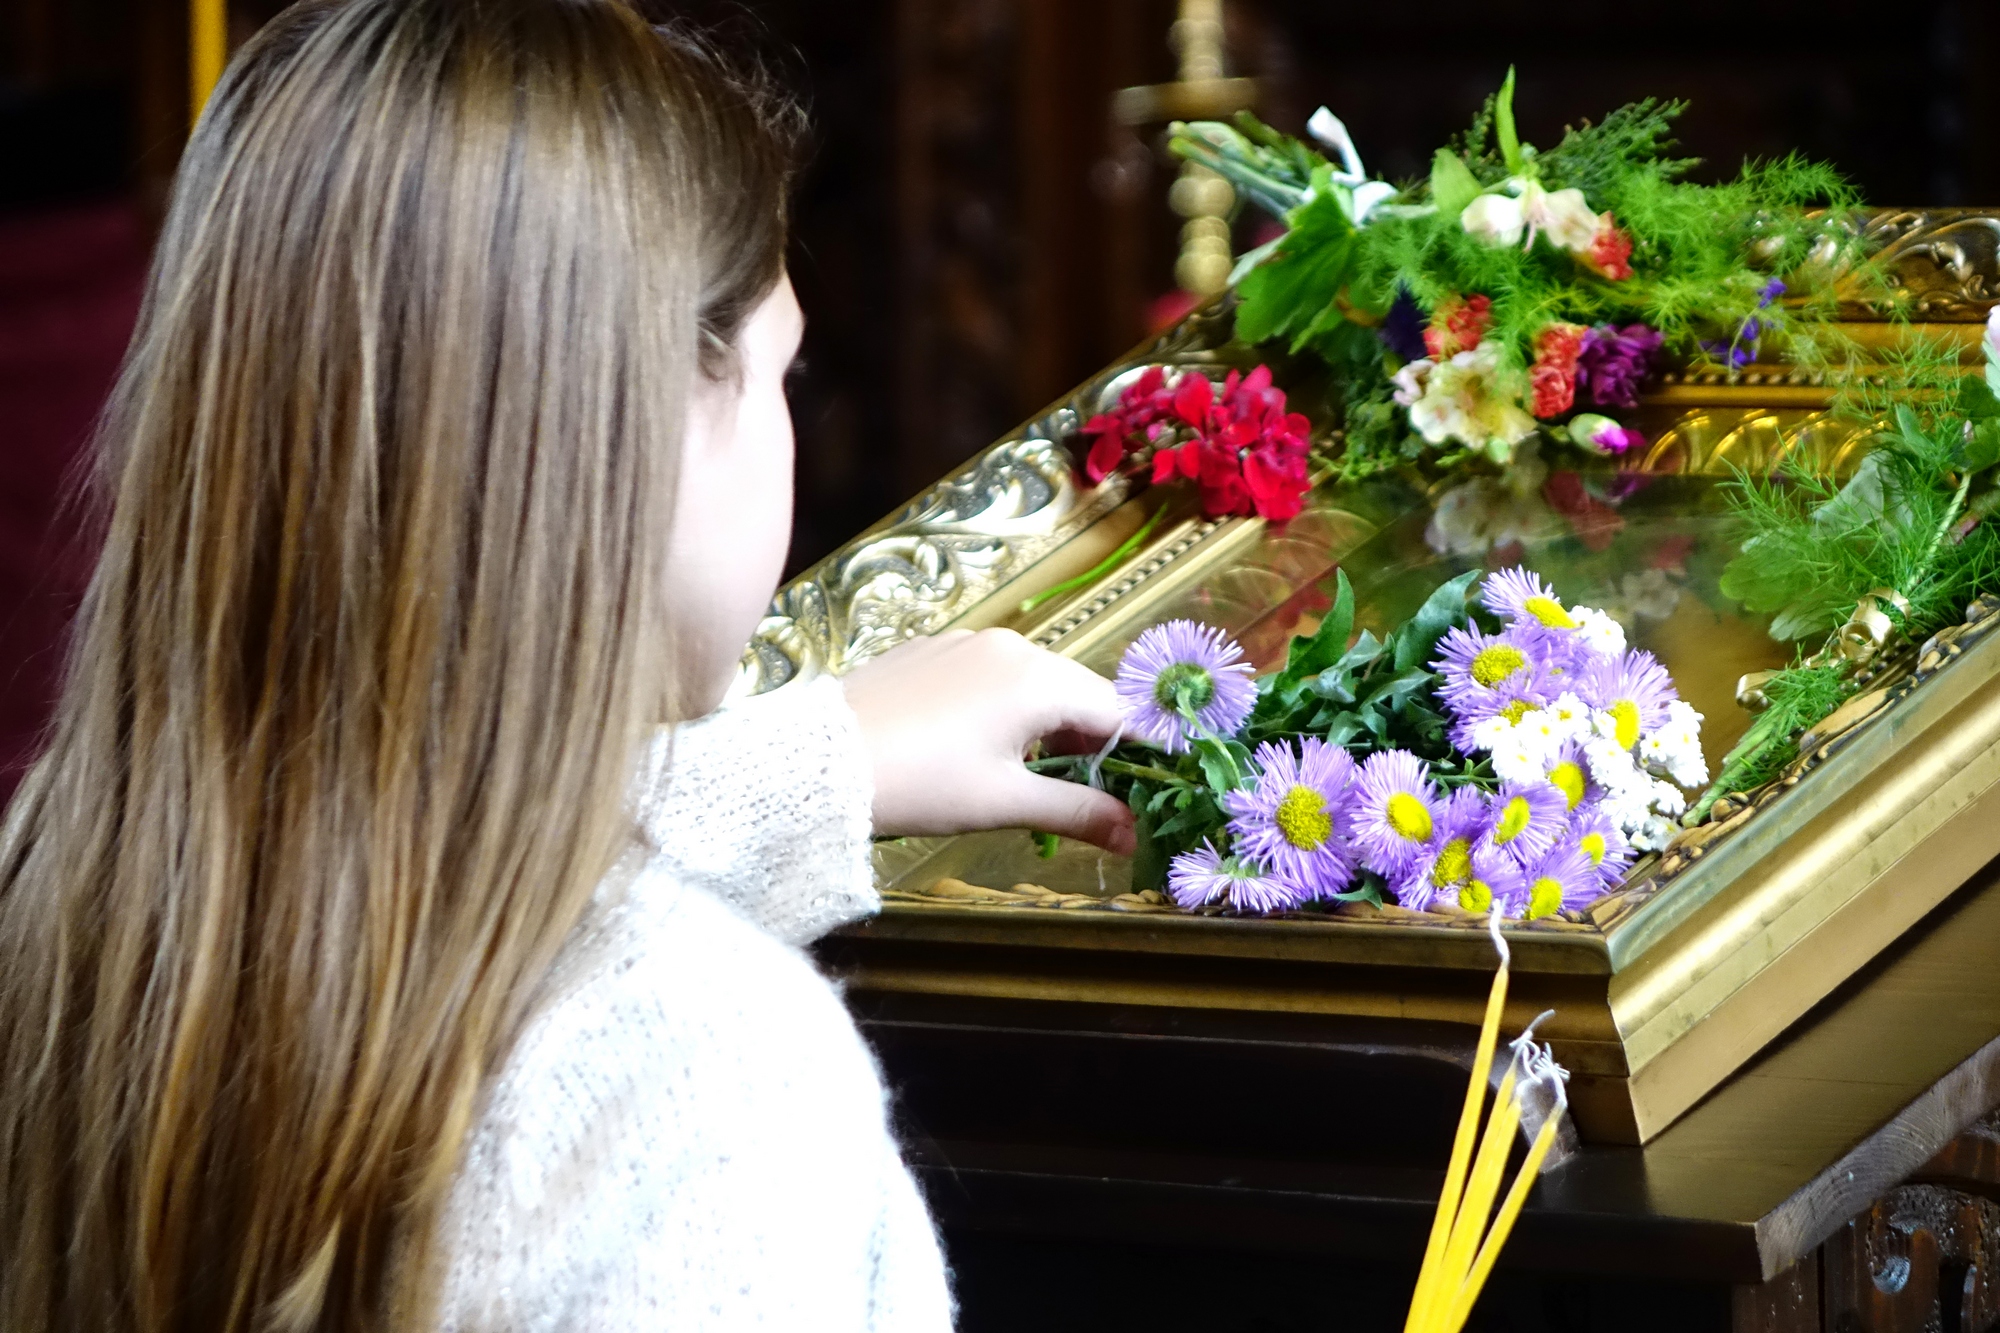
[
  {"xmin": 1581, "ymin": 220, "xmax": 1635, "ymax": 281},
  {"xmin": 1528, "ymin": 321, "xmax": 1587, "ymax": 418},
  {"xmin": 1081, "ymin": 364, "xmax": 1313, "ymax": 522},
  {"xmin": 1423, "ymin": 293, "xmax": 1492, "ymax": 360}
]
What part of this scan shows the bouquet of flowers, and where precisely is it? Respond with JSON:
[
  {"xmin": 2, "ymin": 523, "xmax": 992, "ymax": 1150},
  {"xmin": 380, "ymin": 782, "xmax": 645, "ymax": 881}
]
[
  {"xmin": 1040, "ymin": 566, "xmax": 1705, "ymax": 918},
  {"xmin": 1168, "ymin": 70, "xmax": 1866, "ymax": 481}
]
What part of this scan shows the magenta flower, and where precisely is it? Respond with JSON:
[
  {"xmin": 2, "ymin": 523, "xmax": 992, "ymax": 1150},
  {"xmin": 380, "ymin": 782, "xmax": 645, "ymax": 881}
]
[
  {"xmin": 1520, "ymin": 843, "xmax": 1603, "ymax": 919},
  {"xmin": 1167, "ymin": 842, "xmax": 1306, "ymax": 914},
  {"xmin": 1350, "ymin": 749, "xmax": 1441, "ymax": 882},
  {"xmin": 1223, "ymin": 737, "xmax": 1359, "ymax": 899},
  {"xmin": 1575, "ymin": 323, "xmax": 1664, "ymax": 410},
  {"xmin": 1395, "ymin": 786, "xmax": 1488, "ymax": 911},
  {"xmin": 1114, "ymin": 620, "xmax": 1257, "ymax": 753},
  {"xmin": 1476, "ymin": 781, "xmax": 1569, "ymax": 868}
]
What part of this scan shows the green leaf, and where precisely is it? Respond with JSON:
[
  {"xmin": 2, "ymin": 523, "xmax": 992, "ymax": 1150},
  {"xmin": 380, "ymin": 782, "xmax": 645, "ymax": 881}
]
[
  {"xmin": 1033, "ymin": 831, "xmax": 1060, "ymax": 859},
  {"xmin": 1129, "ymin": 799, "xmax": 1168, "ymax": 892},
  {"xmin": 1718, "ymin": 542, "xmax": 1800, "ymax": 613},
  {"xmin": 1232, "ymin": 189, "xmax": 1357, "ymax": 349},
  {"xmin": 1192, "ymin": 736, "xmax": 1254, "ymax": 794},
  {"xmin": 1278, "ymin": 569, "xmax": 1356, "ymax": 689},
  {"xmin": 1395, "ymin": 569, "xmax": 1481, "ymax": 671},
  {"xmin": 1495, "ymin": 66, "xmax": 1523, "ymax": 176},
  {"xmin": 1366, "ymin": 666, "xmax": 1438, "ymax": 712},
  {"xmin": 1961, "ymin": 375, "xmax": 2000, "ymax": 422},
  {"xmin": 1337, "ymin": 630, "xmax": 1385, "ymax": 672},
  {"xmin": 1769, "ymin": 598, "xmax": 1846, "ymax": 641},
  {"xmin": 1312, "ymin": 671, "xmax": 1356, "ymax": 704},
  {"xmin": 1430, "ymin": 148, "xmax": 1483, "ymax": 218},
  {"xmin": 1960, "ymin": 420, "xmax": 2000, "ymax": 475}
]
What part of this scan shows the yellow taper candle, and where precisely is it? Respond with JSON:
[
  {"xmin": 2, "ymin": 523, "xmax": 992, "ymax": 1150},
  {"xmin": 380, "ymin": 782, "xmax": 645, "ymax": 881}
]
[
  {"xmin": 1437, "ymin": 1060, "xmax": 1524, "ymax": 1294},
  {"xmin": 1443, "ymin": 1109, "xmax": 1564, "ymax": 1333},
  {"xmin": 1402, "ymin": 917, "xmax": 1510, "ymax": 1333},
  {"xmin": 190, "ymin": 0, "xmax": 228, "ymax": 124}
]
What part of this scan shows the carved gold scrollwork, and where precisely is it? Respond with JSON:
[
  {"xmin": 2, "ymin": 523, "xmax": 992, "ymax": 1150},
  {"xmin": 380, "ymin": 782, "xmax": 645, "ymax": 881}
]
[
  {"xmin": 1847, "ymin": 209, "xmax": 2000, "ymax": 319},
  {"xmin": 734, "ymin": 302, "xmax": 1243, "ymax": 695}
]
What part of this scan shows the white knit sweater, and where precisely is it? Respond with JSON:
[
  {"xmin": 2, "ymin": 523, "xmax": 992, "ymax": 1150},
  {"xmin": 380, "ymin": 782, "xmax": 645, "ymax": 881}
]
[{"xmin": 427, "ymin": 677, "xmax": 955, "ymax": 1332}]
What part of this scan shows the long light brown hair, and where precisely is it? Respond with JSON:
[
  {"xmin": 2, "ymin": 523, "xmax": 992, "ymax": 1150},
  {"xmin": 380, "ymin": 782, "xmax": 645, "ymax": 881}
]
[{"xmin": 0, "ymin": 3, "xmax": 796, "ymax": 1328}]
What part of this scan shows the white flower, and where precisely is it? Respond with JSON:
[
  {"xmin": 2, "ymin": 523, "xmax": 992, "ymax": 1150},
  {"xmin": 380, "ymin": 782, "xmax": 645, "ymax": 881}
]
[
  {"xmin": 1542, "ymin": 692, "xmax": 1592, "ymax": 735},
  {"xmin": 1490, "ymin": 734, "xmax": 1549, "ymax": 784},
  {"xmin": 1306, "ymin": 107, "xmax": 1366, "ymax": 182},
  {"xmin": 1639, "ymin": 699, "xmax": 1708, "ymax": 787},
  {"xmin": 1984, "ymin": 306, "xmax": 2000, "ymax": 400},
  {"xmin": 1461, "ymin": 192, "xmax": 1524, "ymax": 247},
  {"xmin": 1629, "ymin": 815, "xmax": 1679, "ymax": 853},
  {"xmin": 1392, "ymin": 358, "xmax": 1435, "ymax": 407},
  {"xmin": 1406, "ymin": 345, "xmax": 1539, "ymax": 463},
  {"xmin": 1583, "ymin": 734, "xmax": 1648, "ymax": 798},
  {"xmin": 1570, "ymin": 606, "xmax": 1626, "ymax": 658},
  {"xmin": 1514, "ymin": 705, "xmax": 1580, "ymax": 753},
  {"xmin": 1348, "ymin": 179, "xmax": 1398, "ymax": 225},
  {"xmin": 1519, "ymin": 181, "xmax": 1600, "ymax": 252},
  {"xmin": 1647, "ymin": 778, "xmax": 1688, "ymax": 817}
]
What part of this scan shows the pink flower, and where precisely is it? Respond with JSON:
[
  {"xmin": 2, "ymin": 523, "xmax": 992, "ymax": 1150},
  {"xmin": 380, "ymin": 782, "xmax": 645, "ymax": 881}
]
[{"xmin": 1529, "ymin": 322, "xmax": 1587, "ymax": 419}]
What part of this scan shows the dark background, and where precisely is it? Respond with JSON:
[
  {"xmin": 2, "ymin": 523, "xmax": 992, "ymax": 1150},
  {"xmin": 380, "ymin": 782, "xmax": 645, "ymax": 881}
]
[{"xmin": 4, "ymin": 0, "xmax": 1998, "ymax": 795}]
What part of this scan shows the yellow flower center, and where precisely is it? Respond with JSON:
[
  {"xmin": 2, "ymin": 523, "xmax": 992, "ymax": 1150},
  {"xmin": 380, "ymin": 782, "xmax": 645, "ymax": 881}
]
[
  {"xmin": 1522, "ymin": 595, "xmax": 1577, "ymax": 629},
  {"xmin": 1459, "ymin": 878, "xmax": 1494, "ymax": 912},
  {"xmin": 1579, "ymin": 832, "xmax": 1607, "ymax": 866},
  {"xmin": 1274, "ymin": 785, "xmax": 1333, "ymax": 851},
  {"xmin": 1492, "ymin": 796, "xmax": 1531, "ymax": 846},
  {"xmin": 1431, "ymin": 838, "xmax": 1472, "ymax": 888},
  {"xmin": 1471, "ymin": 644, "xmax": 1527, "ymax": 688},
  {"xmin": 1609, "ymin": 699, "xmax": 1641, "ymax": 750},
  {"xmin": 1385, "ymin": 792, "xmax": 1433, "ymax": 843},
  {"xmin": 1548, "ymin": 761, "xmax": 1586, "ymax": 811},
  {"xmin": 1498, "ymin": 699, "xmax": 1533, "ymax": 726},
  {"xmin": 1527, "ymin": 875, "xmax": 1565, "ymax": 920}
]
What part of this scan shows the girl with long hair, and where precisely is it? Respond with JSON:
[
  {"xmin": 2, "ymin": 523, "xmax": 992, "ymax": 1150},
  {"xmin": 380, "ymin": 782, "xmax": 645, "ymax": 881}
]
[{"xmin": 0, "ymin": 2, "xmax": 1133, "ymax": 1328}]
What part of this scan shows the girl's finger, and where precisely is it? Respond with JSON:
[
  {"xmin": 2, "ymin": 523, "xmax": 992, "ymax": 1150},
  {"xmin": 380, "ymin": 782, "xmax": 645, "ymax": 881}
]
[{"xmin": 997, "ymin": 772, "xmax": 1136, "ymax": 855}]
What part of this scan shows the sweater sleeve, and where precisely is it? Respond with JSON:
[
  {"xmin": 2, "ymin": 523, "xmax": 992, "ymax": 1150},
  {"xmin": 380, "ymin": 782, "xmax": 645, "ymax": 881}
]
[{"xmin": 630, "ymin": 675, "xmax": 878, "ymax": 946}]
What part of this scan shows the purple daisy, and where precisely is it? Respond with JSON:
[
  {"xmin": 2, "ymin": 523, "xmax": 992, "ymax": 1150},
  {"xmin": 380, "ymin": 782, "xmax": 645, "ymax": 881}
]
[
  {"xmin": 1431, "ymin": 625, "xmax": 1550, "ymax": 713},
  {"xmin": 1394, "ymin": 786, "xmax": 1487, "ymax": 912},
  {"xmin": 1445, "ymin": 678, "xmax": 1554, "ymax": 754},
  {"xmin": 1224, "ymin": 738, "xmax": 1359, "ymax": 899},
  {"xmin": 1114, "ymin": 620, "xmax": 1257, "ymax": 753},
  {"xmin": 1350, "ymin": 749, "xmax": 1441, "ymax": 882},
  {"xmin": 1578, "ymin": 648, "xmax": 1677, "ymax": 751},
  {"xmin": 1456, "ymin": 844, "xmax": 1529, "ymax": 916},
  {"xmin": 1519, "ymin": 843, "xmax": 1603, "ymax": 920},
  {"xmin": 1540, "ymin": 739, "xmax": 1596, "ymax": 815},
  {"xmin": 1475, "ymin": 781, "xmax": 1569, "ymax": 868},
  {"xmin": 1481, "ymin": 566, "xmax": 1577, "ymax": 631},
  {"xmin": 1167, "ymin": 842, "xmax": 1304, "ymax": 914},
  {"xmin": 1569, "ymin": 803, "xmax": 1635, "ymax": 889}
]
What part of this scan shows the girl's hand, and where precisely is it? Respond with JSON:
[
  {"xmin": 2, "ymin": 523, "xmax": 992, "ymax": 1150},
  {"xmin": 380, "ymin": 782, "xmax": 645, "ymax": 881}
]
[{"xmin": 842, "ymin": 629, "xmax": 1138, "ymax": 855}]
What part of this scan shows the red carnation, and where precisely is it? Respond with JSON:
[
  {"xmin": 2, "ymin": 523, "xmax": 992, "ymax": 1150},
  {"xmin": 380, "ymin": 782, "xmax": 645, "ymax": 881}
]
[
  {"xmin": 1423, "ymin": 294, "xmax": 1493, "ymax": 360},
  {"xmin": 1529, "ymin": 322, "xmax": 1588, "ymax": 419},
  {"xmin": 1581, "ymin": 216, "xmax": 1634, "ymax": 281}
]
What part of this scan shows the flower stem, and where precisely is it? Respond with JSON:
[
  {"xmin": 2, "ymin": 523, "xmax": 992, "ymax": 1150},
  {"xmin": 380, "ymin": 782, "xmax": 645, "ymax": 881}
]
[
  {"xmin": 1017, "ymin": 502, "xmax": 1170, "ymax": 616},
  {"xmin": 1097, "ymin": 757, "xmax": 1188, "ymax": 785}
]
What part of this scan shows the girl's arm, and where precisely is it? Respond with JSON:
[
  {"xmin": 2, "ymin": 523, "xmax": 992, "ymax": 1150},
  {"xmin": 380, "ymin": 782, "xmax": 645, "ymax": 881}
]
[{"xmin": 634, "ymin": 630, "xmax": 1132, "ymax": 945}]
